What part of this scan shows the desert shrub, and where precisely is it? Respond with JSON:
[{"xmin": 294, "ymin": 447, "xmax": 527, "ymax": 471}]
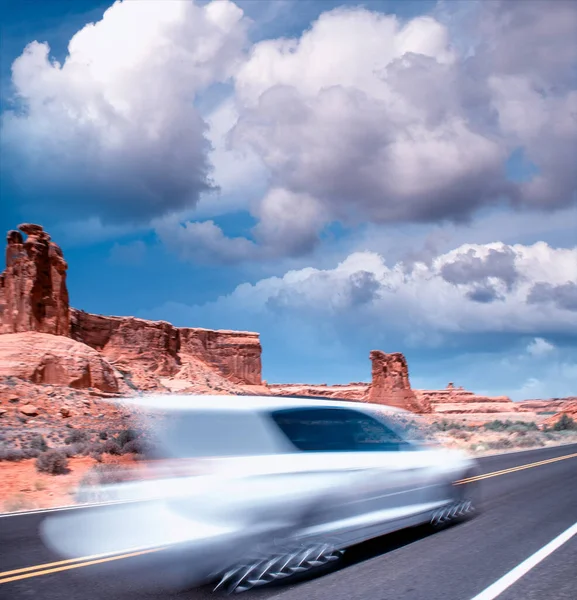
[
  {"xmin": 484, "ymin": 420, "xmax": 533, "ymax": 432},
  {"xmin": 60, "ymin": 445, "xmax": 77, "ymax": 458},
  {"xmin": 74, "ymin": 443, "xmax": 91, "ymax": 456},
  {"xmin": 64, "ymin": 430, "xmax": 89, "ymax": 445},
  {"xmin": 507, "ymin": 422, "xmax": 538, "ymax": 434},
  {"xmin": 116, "ymin": 429, "xmax": 139, "ymax": 447},
  {"xmin": 21, "ymin": 448, "xmax": 41, "ymax": 459},
  {"xmin": 60, "ymin": 443, "xmax": 90, "ymax": 457},
  {"xmin": 523, "ymin": 421, "xmax": 539, "ymax": 431},
  {"xmin": 515, "ymin": 434, "xmax": 545, "ymax": 448},
  {"xmin": 450, "ymin": 429, "xmax": 472, "ymax": 441},
  {"xmin": 29, "ymin": 434, "xmax": 48, "ymax": 452},
  {"xmin": 484, "ymin": 420, "xmax": 508, "ymax": 431},
  {"xmin": 0, "ymin": 447, "xmax": 25, "ymax": 461},
  {"xmin": 102, "ymin": 440, "xmax": 122, "ymax": 455},
  {"xmin": 35, "ymin": 450, "xmax": 69, "ymax": 475},
  {"xmin": 98, "ymin": 431, "xmax": 109, "ymax": 441},
  {"xmin": 89, "ymin": 452, "xmax": 103, "ymax": 463},
  {"xmin": 552, "ymin": 414, "xmax": 577, "ymax": 431},
  {"xmin": 121, "ymin": 439, "xmax": 141, "ymax": 455},
  {"xmin": 486, "ymin": 437, "xmax": 514, "ymax": 450},
  {"xmin": 433, "ymin": 420, "xmax": 466, "ymax": 432}
]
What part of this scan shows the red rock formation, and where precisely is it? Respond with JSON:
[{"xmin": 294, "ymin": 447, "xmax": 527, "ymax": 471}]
[
  {"xmin": 179, "ymin": 328, "xmax": 261, "ymax": 386},
  {"xmin": 367, "ymin": 351, "xmax": 430, "ymax": 413},
  {"xmin": 268, "ymin": 383, "xmax": 369, "ymax": 401},
  {"xmin": 70, "ymin": 311, "xmax": 180, "ymax": 389},
  {"xmin": 0, "ymin": 223, "xmax": 262, "ymax": 391},
  {"xmin": 70, "ymin": 310, "xmax": 262, "ymax": 388},
  {"xmin": 0, "ymin": 224, "xmax": 69, "ymax": 335},
  {"xmin": 415, "ymin": 383, "xmax": 515, "ymax": 415},
  {"xmin": 0, "ymin": 333, "xmax": 121, "ymax": 393},
  {"xmin": 543, "ymin": 401, "xmax": 577, "ymax": 427},
  {"xmin": 517, "ymin": 398, "xmax": 577, "ymax": 414}
]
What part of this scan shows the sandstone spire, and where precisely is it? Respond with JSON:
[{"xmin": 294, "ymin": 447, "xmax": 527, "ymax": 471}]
[
  {"xmin": 0, "ymin": 223, "xmax": 70, "ymax": 335},
  {"xmin": 367, "ymin": 350, "xmax": 430, "ymax": 413}
]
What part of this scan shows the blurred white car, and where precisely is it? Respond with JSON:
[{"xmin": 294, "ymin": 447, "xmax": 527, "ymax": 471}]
[{"xmin": 41, "ymin": 395, "xmax": 480, "ymax": 593}]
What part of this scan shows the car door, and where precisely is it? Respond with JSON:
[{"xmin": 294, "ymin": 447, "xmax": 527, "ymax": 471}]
[
  {"xmin": 349, "ymin": 408, "xmax": 438, "ymax": 518},
  {"xmin": 269, "ymin": 407, "xmax": 429, "ymax": 539},
  {"xmin": 326, "ymin": 408, "xmax": 431, "ymax": 521}
]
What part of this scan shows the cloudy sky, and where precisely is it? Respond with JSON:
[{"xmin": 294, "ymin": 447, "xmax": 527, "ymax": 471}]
[{"xmin": 1, "ymin": 0, "xmax": 576, "ymax": 399}]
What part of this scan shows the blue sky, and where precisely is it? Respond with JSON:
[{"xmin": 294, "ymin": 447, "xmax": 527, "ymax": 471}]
[{"xmin": 1, "ymin": 0, "xmax": 576, "ymax": 399}]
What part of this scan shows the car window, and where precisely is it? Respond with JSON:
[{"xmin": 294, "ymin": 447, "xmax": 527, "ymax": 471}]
[
  {"xmin": 269, "ymin": 407, "xmax": 411, "ymax": 452},
  {"xmin": 150, "ymin": 410, "xmax": 287, "ymax": 458}
]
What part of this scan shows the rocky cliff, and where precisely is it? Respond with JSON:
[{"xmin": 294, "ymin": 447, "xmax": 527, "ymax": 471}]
[
  {"xmin": 70, "ymin": 310, "xmax": 262, "ymax": 389},
  {"xmin": 0, "ymin": 224, "xmax": 262, "ymax": 402}
]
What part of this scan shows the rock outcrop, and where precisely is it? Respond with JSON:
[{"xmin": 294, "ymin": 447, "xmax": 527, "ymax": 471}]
[
  {"xmin": 367, "ymin": 351, "xmax": 430, "ymax": 413},
  {"xmin": 0, "ymin": 224, "xmax": 69, "ymax": 335},
  {"xmin": 70, "ymin": 310, "xmax": 262, "ymax": 389},
  {"xmin": 415, "ymin": 383, "xmax": 516, "ymax": 415},
  {"xmin": 0, "ymin": 224, "xmax": 262, "ymax": 393},
  {"xmin": 517, "ymin": 398, "xmax": 577, "ymax": 414},
  {"xmin": 179, "ymin": 327, "xmax": 261, "ymax": 386},
  {"xmin": 267, "ymin": 383, "xmax": 369, "ymax": 401},
  {"xmin": 543, "ymin": 401, "xmax": 577, "ymax": 427},
  {"xmin": 270, "ymin": 354, "xmax": 432, "ymax": 413},
  {"xmin": 0, "ymin": 333, "xmax": 121, "ymax": 393}
]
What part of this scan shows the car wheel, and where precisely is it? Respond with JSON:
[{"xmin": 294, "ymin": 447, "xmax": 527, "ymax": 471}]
[
  {"xmin": 430, "ymin": 471, "xmax": 481, "ymax": 529},
  {"xmin": 213, "ymin": 541, "xmax": 343, "ymax": 594}
]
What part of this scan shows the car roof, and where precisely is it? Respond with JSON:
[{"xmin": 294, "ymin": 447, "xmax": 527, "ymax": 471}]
[{"xmin": 117, "ymin": 393, "xmax": 409, "ymax": 415}]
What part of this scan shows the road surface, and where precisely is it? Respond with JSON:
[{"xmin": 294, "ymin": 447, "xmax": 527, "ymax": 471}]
[{"xmin": 1, "ymin": 443, "xmax": 576, "ymax": 600}]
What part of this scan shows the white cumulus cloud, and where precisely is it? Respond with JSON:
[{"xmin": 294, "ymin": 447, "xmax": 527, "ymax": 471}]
[
  {"xmin": 1, "ymin": 0, "xmax": 248, "ymax": 224},
  {"xmin": 143, "ymin": 241, "xmax": 577, "ymax": 340},
  {"xmin": 526, "ymin": 337, "xmax": 555, "ymax": 357},
  {"xmin": 178, "ymin": 0, "xmax": 576, "ymax": 262}
]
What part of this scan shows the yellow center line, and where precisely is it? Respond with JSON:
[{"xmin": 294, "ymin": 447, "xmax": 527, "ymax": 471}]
[
  {"xmin": 0, "ymin": 547, "xmax": 166, "ymax": 584},
  {"xmin": 455, "ymin": 451, "xmax": 577, "ymax": 485},
  {"xmin": 0, "ymin": 546, "xmax": 167, "ymax": 578},
  {"xmin": 2, "ymin": 449, "xmax": 576, "ymax": 585}
]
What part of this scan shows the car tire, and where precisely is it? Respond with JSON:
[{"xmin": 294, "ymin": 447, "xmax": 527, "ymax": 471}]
[{"xmin": 430, "ymin": 470, "xmax": 482, "ymax": 529}]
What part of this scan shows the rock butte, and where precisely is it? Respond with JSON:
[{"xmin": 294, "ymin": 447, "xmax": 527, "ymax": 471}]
[{"xmin": 0, "ymin": 224, "xmax": 263, "ymax": 397}]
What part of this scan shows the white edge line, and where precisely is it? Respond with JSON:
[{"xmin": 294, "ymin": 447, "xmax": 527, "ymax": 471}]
[
  {"xmin": 0, "ymin": 498, "xmax": 141, "ymax": 518},
  {"xmin": 469, "ymin": 521, "xmax": 577, "ymax": 600}
]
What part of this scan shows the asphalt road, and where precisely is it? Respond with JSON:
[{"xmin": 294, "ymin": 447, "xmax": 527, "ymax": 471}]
[{"xmin": 1, "ymin": 443, "xmax": 576, "ymax": 600}]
